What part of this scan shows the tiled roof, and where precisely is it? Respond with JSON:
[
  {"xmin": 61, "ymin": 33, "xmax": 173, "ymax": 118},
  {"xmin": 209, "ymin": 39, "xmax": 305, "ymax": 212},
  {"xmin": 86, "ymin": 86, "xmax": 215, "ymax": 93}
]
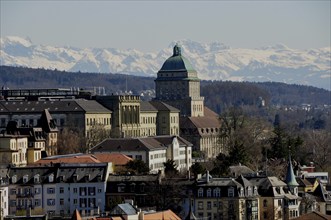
[
  {"xmin": 144, "ymin": 210, "xmax": 181, "ymax": 220},
  {"xmin": 0, "ymin": 99, "xmax": 111, "ymax": 114},
  {"xmin": 9, "ymin": 163, "xmax": 109, "ymax": 183},
  {"xmin": 35, "ymin": 154, "xmax": 102, "ymax": 164},
  {"xmin": 229, "ymin": 164, "xmax": 255, "ymax": 177},
  {"xmin": 91, "ymin": 136, "xmax": 191, "ymax": 153},
  {"xmin": 91, "ymin": 138, "xmax": 166, "ymax": 152},
  {"xmin": 93, "ymin": 153, "xmax": 133, "ymax": 165},
  {"xmin": 108, "ymin": 174, "xmax": 160, "ymax": 182},
  {"xmin": 296, "ymin": 177, "xmax": 313, "ymax": 187},
  {"xmin": 75, "ymin": 99, "xmax": 111, "ymax": 113},
  {"xmin": 204, "ymin": 106, "xmax": 219, "ymax": 117},
  {"xmin": 293, "ymin": 211, "xmax": 331, "ymax": 220},
  {"xmin": 38, "ymin": 109, "xmax": 58, "ymax": 132}
]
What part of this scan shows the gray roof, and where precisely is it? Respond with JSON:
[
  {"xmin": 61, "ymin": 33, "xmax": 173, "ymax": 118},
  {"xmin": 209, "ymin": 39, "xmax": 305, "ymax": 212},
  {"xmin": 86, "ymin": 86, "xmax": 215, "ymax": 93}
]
[
  {"xmin": 91, "ymin": 136, "xmax": 191, "ymax": 153},
  {"xmin": 0, "ymin": 99, "xmax": 111, "ymax": 114},
  {"xmin": 75, "ymin": 99, "xmax": 111, "ymax": 113},
  {"xmin": 108, "ymin": 174, "xmax": 160, "ymax": 182},
  {"xmin": 140, "ymin": 101, "xmax": 158, "ymax": 112},
  {"xmin": 149, "ymin": 101, "xmax": 180, "ymax": 112},
  {"xmin": 117, "ymin": 203, "xmax": 138, "ymax": 215},
  {"xmin": 7, "ymin": 163, "xmax": 109, "ymax": 184}
]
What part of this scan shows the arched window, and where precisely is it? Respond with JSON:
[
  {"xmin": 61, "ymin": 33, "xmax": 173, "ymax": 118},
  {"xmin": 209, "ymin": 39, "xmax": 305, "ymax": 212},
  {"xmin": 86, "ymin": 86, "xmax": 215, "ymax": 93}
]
[
  {"xmin": 228, "ymin": 187, "xmax": 234, "ymax": 197},
  {"xmin": 213, "ymin": 188, "xmax": 221, "ymax": 197},
  {"xmin": 206, "ymin": 188, "xmax": 212, "ymax": 197},
  {"xmin": 198, "ymin": 188, "xmax": 203, "ymax": 197}
]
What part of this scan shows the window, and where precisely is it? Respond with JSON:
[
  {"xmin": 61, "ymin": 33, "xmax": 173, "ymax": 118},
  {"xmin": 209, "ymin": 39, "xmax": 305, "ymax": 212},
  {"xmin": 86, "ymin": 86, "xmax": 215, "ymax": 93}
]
[
  {"xmin": 80, "ymin": 198, "xmax": 87, "ymax": 208},
  {"xmin": 140, "ymin": 183, "xmax": 145, "ymax": 192},
  {"xmin": 80, "ymin": 187, "xmax": 87, "ymax": 196},
  {"xmin": 60, "ymin": 187, "xmax": 64, "ymax": 194},
  {"xmin": 34, "ymin": 199, "xmax": 41, "ymax": 206},
  {"xmin": 47, "ymin": 187, "xmax": 55, "ymax": 194},
  {"xmin": 198, "ymin": 201, "xmax": 203, "ymax": 210},
  {"xmin": 198, "ymin": 188, "xmax": 203, "ymax": 197},
  {"xmin": 10, "ymin": 200, "xmax": 16, "ymax": 207},
  {"xmin": 206, "ymin": 188, "xmax": 212, "ymax": 197},
  {"xmin": 228, "ymin": 187, "xmax": 234, "ymax": 197},
  {"xmin": 88, "ymin": 187, "xmax": 95, "ymax": 195},
  {"xmin": 47, "ymin": 199, "xmax": 55, "ymax": 206},
  {"xmin": 22, "ymin": 175, "xmax": 28, "ymax": 183},
  {"xmin": 263, "ymin": 199, "xmax": 267, "ymax": 207},
  {"xmin": 98, "ymin": 188, "xmax": 102, "ymax": 193},
  {"xmin": 118, "ymin": 184, "xmax": 125, "ymax": 192},
  {"xmin": 207, "ymin": 201, "xmax": 212, "ymax": 210},
  {"xmin": 247, "ymin": 186, "xmax": 252, "ymax": 196},
  {"xmin": 10, "ymin": 189, "xmax": 16, "ymax": 195},
  {"xmin": 73, "ymin": 199, "xmax": 78, "ymax": 205},
  {"xmin": 213, "ymin": 188, "xmax": 221, "ymax": 197},
  {"xmin": 49, "ymin": 174, "xmax": 54, "ymax": 182},
  {"xmin": 73, "ymin": 188, "xmax": 78, "ymax": 194},
  {"xmin": 60, "ymin": 198, "xmax": 64, "ymax": 206}
]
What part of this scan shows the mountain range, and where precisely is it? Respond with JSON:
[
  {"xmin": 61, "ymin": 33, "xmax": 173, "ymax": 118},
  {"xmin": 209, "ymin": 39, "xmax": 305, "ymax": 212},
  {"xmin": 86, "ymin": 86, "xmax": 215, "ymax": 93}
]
[{"xmin": 0, "ymin": 36, "xmax": 330, "ymax": 90}]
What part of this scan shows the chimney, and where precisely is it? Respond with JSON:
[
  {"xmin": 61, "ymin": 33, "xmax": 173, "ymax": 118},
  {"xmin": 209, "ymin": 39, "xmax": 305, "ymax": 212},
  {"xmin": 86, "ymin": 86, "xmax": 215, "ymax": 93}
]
[{"xmin": 138, "ymin": 210, "xmax": 144, "ymax": 220}]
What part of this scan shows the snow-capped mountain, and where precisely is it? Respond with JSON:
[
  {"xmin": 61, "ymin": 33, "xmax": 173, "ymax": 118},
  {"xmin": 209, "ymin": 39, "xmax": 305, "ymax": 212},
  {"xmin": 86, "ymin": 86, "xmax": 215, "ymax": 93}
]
[{"xmin": 1, "ymin": 36, "xmax": 330, "ymax": 90}]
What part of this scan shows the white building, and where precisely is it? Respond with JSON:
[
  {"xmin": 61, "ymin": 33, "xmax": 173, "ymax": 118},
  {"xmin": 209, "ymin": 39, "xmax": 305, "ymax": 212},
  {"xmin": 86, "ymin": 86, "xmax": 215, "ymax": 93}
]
[
  {"xmin": 90, "ymin": 135, "xmax": 192, "ymax": 173},
  {"xmin": 6, "ymin": 163, "xmax": 111, "ymax": 217}
]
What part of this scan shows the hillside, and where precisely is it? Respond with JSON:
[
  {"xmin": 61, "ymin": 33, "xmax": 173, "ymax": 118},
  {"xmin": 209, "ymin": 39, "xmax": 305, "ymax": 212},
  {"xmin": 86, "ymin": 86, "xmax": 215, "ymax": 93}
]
[{"xmin": 1, "ymin": 66, "xmax": 330, "ymax": 113}]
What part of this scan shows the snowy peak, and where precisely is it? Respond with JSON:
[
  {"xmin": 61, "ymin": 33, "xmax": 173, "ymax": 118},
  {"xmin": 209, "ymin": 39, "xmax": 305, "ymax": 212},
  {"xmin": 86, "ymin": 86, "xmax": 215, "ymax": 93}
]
[{"xmin": 0, "ymin": 36, "xmax": 330, "ymax": 90}]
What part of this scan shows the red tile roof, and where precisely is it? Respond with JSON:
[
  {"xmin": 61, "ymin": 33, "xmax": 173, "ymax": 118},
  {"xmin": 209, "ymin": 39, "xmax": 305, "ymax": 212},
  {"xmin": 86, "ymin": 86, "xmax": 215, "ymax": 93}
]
[
  {"xmin": 93, "ymin": 153, "xmax": 133, "ymax": 165},
  {"xmin": 144, "ymin": 210, "xmax": 181, "ymax": 220},
  {"xmin": 293, "ymin": 211, "xmax": 331, "ymax": 220},
  {"xmin": 35, "ymin": 154, "xmax": 102, "ymax": 165}
]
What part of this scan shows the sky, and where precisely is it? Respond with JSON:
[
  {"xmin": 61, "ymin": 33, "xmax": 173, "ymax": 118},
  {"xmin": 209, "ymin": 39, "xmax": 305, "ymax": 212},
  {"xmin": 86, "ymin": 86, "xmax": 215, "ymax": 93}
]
[{"xmin": 0, "ymin": 1, "xmax": 330, "ymax": 52}]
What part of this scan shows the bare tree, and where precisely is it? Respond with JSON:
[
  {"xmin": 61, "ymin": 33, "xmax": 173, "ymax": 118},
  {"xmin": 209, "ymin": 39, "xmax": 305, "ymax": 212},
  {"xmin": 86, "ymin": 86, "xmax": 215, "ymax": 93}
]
[{"xmin": 303, "ymin": 130, "xmax": 331, "ymax": 171}]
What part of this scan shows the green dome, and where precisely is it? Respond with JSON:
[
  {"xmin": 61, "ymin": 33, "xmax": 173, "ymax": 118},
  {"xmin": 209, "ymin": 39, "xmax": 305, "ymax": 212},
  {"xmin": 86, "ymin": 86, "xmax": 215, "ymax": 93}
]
[{"xmin": 159, "ymin": 44, "xmax": 196, "ymax": 72}]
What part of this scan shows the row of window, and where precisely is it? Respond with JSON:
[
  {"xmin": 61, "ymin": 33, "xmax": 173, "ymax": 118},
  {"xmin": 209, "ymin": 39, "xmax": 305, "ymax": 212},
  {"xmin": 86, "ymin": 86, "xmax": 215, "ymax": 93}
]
[
  {"xmin": 86, "ymin": 117, "xmax": 110, "ymax": 126},
  {"xmin": 10, "ymin": 187, "xmax": 102, "ymax": 195},
  {"xmin": 141, "ymin": 116, "xmax": 156, "ymax": 124}
]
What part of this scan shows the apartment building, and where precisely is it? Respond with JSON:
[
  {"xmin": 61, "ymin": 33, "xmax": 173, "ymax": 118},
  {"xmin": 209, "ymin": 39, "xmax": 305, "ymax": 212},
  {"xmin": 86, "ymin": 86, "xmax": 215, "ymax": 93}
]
[
  {"xmin": 6, "ymin": 163, "xmax": 111, "ymax": 217},
  {"xmin": 192, "ymin": 173, "xmax": 259, "ymax": 220}
]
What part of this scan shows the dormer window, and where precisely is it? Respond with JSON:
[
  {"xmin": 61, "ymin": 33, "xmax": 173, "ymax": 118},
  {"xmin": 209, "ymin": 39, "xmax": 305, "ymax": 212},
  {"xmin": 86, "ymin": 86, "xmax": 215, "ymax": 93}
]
[
  {"xmin": 228, "ymin": 187, "xmax": 234, "ymax": 197},
  {"xmin": 239, "ymin": 187, "xmax": 244, "ymax": 197},
  {"xmin": 247, "ymin": 186, "xmax": 252, "ymax": 196},
  {"xmin": 206, "ymin": 188, "xmax": 212, "ymax": 197},
  {"xmin": 198, "ymin": 188, "xmax": 203, "ymax": 197},
  {"xmin": 12, "ymin": 175, "xmax": 17, "ymax": 184},
  {"xmin": 49, "ymin": 174, "xmax": 54, "ymax": 182},
  {"xmin": 213, "ymin": 188, "xmax": 221, "ymax": 197},
  {"xmin": 23, "ymin": 175, "xmax": 29, "ymax": 183},
  {"xmin": 34, "ymin": 174, "xmax": 40, "ymax": 183},
  {"xmin": 253, "ymin": 186, "xmax": 258, "ymax": 195}
]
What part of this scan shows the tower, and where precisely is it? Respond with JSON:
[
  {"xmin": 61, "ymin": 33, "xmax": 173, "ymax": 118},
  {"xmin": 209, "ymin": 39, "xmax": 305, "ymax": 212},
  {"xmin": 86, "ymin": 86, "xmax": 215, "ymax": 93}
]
[
  {"xmin": 154, "ymin": 44, "xmax": 204, "ymax": 117},
  {"xmin": 285, "ymin": 155, "xmax": 299, "ymax": 196}
]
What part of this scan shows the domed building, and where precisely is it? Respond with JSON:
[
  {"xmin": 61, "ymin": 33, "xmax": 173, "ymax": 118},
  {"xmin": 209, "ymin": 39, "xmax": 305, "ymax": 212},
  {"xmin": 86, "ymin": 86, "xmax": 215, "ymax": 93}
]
[
  {"xmin": 154, "ymin": 44, "xmax": 204, "ymax": 117},
  {"xmin": 155, "ymin": 44, "xmax": 223, "ymax": 158}
]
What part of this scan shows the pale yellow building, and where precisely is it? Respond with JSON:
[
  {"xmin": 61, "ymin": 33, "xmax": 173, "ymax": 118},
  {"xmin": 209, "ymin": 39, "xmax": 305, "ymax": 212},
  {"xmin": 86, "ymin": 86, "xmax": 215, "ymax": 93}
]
[{"xmin": 0, "ymin": 134, "xmax": 28, "ymax": 167}]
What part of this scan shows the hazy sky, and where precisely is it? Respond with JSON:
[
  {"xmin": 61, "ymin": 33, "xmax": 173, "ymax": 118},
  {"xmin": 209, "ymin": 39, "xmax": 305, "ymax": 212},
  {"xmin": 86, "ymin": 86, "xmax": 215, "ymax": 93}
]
[{"xmin": 1, "ymin": 1, "xmax": 330, "ymax": 52}]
